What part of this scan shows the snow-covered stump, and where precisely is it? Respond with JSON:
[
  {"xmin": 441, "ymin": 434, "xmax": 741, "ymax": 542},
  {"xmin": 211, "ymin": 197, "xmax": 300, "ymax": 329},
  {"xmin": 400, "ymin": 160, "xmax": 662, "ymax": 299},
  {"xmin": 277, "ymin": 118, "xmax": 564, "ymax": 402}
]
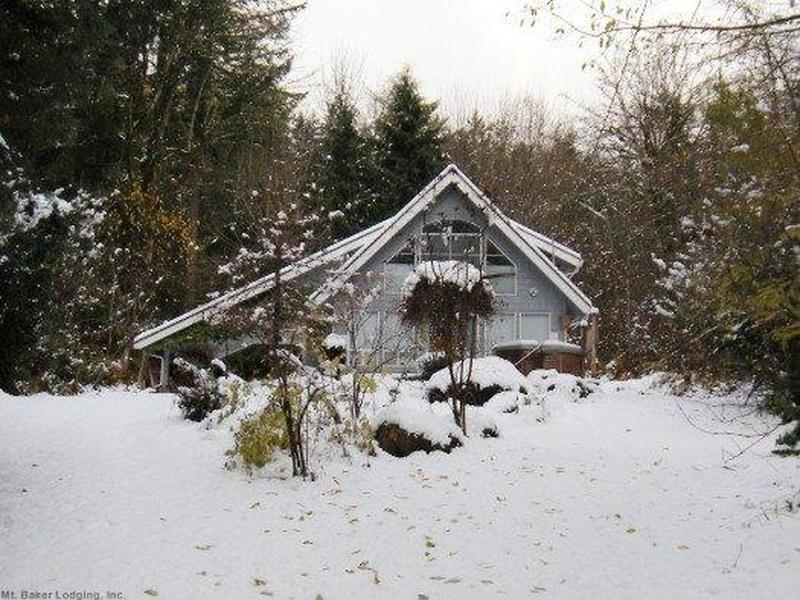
[{"xmin": 373, "ymin": 403, "xmax": 463, "ymax": 457}]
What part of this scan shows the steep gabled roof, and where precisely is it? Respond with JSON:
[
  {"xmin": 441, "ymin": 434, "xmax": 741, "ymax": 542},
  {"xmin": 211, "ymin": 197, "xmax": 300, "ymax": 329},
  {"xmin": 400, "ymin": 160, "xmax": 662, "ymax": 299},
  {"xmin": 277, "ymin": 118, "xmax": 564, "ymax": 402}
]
[
  {"xmin": 511, "ymin": 219, "xmax": 582, "ymax": 270},
  {"xmin": 310, "ymin": 164, "xmax": 595, "ymax": 314},
  {"xmin": 134, "ymin": 163, "xmax": 592, "ymax": 351},
  {"xmin": 133, "ymin": 218, "xmax": 389, "ymax": 350}
]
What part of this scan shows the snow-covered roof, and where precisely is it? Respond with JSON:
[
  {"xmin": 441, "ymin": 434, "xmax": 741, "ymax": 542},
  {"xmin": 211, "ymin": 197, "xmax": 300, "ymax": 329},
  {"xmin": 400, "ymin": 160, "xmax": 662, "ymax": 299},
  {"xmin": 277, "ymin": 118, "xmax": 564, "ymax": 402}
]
[
  {"xmin": 492, "ymin": 339, "xmax": 584, "ymax": 355},
  {"xmin": 134, "ymin": 163, "xmax": 592, "ymax": 350},
  {"xmin": 133, "ymin": 218, "xmax": 389, "ymax": 350}
]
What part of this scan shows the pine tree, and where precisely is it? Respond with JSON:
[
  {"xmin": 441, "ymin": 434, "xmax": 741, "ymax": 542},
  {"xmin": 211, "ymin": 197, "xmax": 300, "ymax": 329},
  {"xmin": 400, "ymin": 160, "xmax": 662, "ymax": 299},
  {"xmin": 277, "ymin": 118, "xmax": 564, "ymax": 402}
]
[
  {"xmin": 317, "ymin": 90, "xmax": 374, "ymax": 239},
  {"xmin": 371, "ymin": 69, "xmax": 446, "ymax": 223}
]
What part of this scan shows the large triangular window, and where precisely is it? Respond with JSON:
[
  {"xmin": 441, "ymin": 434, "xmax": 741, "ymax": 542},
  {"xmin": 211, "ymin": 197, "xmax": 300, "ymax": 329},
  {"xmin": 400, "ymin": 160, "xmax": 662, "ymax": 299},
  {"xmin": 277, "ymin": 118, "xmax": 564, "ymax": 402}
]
[{"xmin": 485, "ymin": 240, "xmax": 516, "ymax": 295}]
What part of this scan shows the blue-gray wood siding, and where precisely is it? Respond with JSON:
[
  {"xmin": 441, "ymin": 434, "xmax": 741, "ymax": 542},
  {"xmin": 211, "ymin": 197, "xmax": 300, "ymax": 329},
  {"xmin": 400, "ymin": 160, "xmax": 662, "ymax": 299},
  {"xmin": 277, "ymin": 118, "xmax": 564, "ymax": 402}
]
[{"xmin": 325, "ymin": 184, "xmax": 582, "ymax": 370}]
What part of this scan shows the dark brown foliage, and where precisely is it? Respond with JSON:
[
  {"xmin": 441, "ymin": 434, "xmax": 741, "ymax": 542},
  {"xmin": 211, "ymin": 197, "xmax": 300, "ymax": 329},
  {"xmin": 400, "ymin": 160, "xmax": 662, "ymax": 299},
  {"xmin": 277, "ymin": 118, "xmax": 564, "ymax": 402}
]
[{"xmin": 374, "ymin": 422, "xmax": 462, "ymax": 457}]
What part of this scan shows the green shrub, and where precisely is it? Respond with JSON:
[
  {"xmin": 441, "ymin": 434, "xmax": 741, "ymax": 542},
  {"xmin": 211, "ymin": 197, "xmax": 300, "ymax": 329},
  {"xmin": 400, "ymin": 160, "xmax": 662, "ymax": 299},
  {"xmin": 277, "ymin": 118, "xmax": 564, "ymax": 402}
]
[{"xmin": 229, "ymin": 409, "xmax": 289, "ymax": 472}]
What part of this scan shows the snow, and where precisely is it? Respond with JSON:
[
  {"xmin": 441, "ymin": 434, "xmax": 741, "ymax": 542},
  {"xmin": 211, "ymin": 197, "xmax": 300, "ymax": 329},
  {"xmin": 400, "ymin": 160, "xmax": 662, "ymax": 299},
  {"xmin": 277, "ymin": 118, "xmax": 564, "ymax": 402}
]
[
  {"xmin": 373, "ymin": 400, "xmax": 463, "ymax": 447},
  {"xmin": 483, "ymin": 389, "xmax": 527, "ymax": 413},
  {"xmin": 401, "ymin": 260, "xmax": 489, "ymax": 299},
  {"xmin": 323, "ymin": 332, "xmax": 348, "ymax": 350},
  {"xmin": 540, "ymin": 340, "xmax": 583, "ymax": 354},
  {"xmin": 527, "ymin": 369, "xmax": 598, "ymax": 402},
  {"xmin": 1, "ymin": 379, "xmax": 798, "ymax": 599},
  {"xmin": 491, "ymin": 339, "xmax": 584, "ymax": 355},
  {"xmin": 415, "ymin": 350, "xmax": 446, "ymax": 369},
  {"xmin": 427, "ymin": 356, "xmax": 528, "ymax": 395},
  {"xmin": 13, "ymin": 189, "xmax": 74, "ymax": 231},
  {"xmin": 464, "ymin": 406, "xmax": 498, "ymax": 437},
  {"xmin": 731, "ymin": 143, "xmax": 750, "ymax": 154}
]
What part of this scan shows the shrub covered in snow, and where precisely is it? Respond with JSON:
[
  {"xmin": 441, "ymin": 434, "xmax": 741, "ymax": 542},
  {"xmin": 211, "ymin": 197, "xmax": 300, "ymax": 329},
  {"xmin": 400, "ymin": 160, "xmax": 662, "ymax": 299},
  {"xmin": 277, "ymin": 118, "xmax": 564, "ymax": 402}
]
[
  {"xmin": 466, "ymin": 408, "xmax": 499, "ymax": 438},
  {"xmin": 526, "ymin": 369, "xmax": 598, "ymax": 403},
  {"xmin": 426, "ymin": 356, "xmax": 528, "ymax": 406},
  {"xmin": 415, "ymin": 351, "xmax": 450, "ymax": 380},
  {"xmin": 323, "ymin": 332, "xmax": 347, "ymax": 361},
  {"xmin": 400, "ymin": 261, "xmax": 495, "ymax": 329},
  {"xmin": 401, "ymin": 260, "xmax": 489, "ymax": 298},
  {"xmin": 484, "ymin": 390, "xmax": 527, "ymax": 414},
  {"xmin": 172, "ymin": 357, "xmax": 230, "ymax": 422},
  {"xmin": 400, "ymin": 260, "xmax": 498, "ymax": 434},
  {"xmin": 373, "ymin": 402, "xmax": 463, "ymax": 457}
]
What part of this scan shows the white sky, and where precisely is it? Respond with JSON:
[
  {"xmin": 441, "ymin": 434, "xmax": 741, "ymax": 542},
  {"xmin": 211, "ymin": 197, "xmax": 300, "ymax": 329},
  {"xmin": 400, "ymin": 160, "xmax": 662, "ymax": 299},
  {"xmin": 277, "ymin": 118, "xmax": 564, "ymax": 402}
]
[
  {"xmin": 289, "ymin": 0, "xmax": 733, "ymax": 121},
  {"xmin": 289, "ymin": 0, "xmax": 597, "ymax": 120}
]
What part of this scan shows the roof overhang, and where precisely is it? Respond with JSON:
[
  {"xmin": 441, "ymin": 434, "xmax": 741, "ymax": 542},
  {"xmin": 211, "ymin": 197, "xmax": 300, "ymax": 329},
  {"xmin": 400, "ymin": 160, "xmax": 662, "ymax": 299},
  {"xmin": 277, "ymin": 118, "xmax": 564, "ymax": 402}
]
[{"xmin": 132, "ymin": 218, "xmax": 389, "ymax": 350}]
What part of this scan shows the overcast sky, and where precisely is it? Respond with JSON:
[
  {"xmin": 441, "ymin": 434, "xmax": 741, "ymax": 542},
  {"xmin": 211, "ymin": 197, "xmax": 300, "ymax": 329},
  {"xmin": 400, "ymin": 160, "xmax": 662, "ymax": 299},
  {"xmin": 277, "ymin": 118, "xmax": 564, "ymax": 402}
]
[
  {"xmin": 289, "ymin": 0, "xmax": 596, "ymax": 119},
  {"xmin": 289, "ymin": 0, "xmax": 717, "ymax": 120}
]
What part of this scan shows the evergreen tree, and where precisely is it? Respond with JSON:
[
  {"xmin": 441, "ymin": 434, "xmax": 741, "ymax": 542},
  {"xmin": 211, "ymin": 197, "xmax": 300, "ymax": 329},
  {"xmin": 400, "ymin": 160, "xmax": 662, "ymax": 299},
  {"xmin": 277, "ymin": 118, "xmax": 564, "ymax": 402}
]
[
  {"xmin": 371, "ymin": 69, "xmax": 446, "ymax": 223},
  {"xmin": 0, "ymin": 0, "xmax": 301, "ymax": 392},
  {"xmin": 317, "ymin": 90, "xmax": 374, "ymax": 239}
]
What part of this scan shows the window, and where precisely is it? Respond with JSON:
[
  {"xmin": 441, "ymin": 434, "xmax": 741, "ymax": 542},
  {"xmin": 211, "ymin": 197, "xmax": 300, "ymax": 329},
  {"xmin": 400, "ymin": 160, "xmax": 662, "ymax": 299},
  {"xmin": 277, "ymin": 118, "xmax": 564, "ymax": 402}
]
[
  {"xmin": 520, "ymin": 313, "xmax": 550, "ymax": 342},
  {"xmin": 354, "ymin": 312, "xmax": 382, "ymax": 358},
  {"xmin": 384, "ymin": 223, "xmax": 516, "ymax": 297},
  {"xmin": 418, "ymin": 220, "xmax": 481, "ymax": 266},
  {"xmin": 384, "ymin": 242, "xmax": 415, "ymax": 294},
  {"xmin": 485, "ymin": 240, "xmax": 516, "ymax": 295},
  {"xmin": 484, "ymin": 313, "xmax": 516, "ymax": 352},
  {"xmin": 382, "ymin": 312, "xmax": 416, "ymax": 365}
]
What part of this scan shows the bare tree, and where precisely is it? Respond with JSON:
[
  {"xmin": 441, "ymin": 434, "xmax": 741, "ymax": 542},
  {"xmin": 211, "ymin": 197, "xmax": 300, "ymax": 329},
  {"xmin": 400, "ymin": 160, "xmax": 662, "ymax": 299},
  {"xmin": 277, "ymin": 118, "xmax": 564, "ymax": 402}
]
[{"xmin": 222, "ymin": 152, "xmax": 324, "ymax": 478}]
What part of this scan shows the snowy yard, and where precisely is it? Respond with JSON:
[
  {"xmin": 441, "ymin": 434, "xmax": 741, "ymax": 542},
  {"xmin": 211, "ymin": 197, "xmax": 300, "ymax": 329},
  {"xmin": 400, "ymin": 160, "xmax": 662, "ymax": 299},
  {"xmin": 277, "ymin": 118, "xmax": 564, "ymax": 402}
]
[{"xmin": 1, "ymin": 376, "xmax": 798, "ymax": 599}]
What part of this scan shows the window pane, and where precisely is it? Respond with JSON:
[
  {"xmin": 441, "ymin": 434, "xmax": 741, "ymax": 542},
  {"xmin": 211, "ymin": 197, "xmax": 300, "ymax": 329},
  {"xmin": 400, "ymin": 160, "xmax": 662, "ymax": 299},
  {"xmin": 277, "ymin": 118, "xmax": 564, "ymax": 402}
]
[
  {"xmin": 418, "ymin": 234, "xmax": 449, "ymax": 261},
  {"xmin": 486, "ymin": 263, "xmax": 515, "ymax": 295},
  {"xmin": 520, "ymin": 314, "xmax": 550, "ymax": 341},
  {"xmin": 354, "ymin": 312, "xmax": 382, "ymax": 353},
  {"xmin": 389, "ymin": 243, "xmax": 414, "ymax": 264},
  {"xmin": 385, "ymin": 242, "xmax": 415, "ymax": 294},
  {"xmin": 383, "ymin": 312, "xmax": 416, "ymax": 365},
  {"xmin": 384, "ymin": 262, "xmax": 413, "ymax": 294},
  {"xmin": 486, "ymin": 254, "xmax": 513, "ymax": 266},
  {"xmin": 451, "ymin": 235, "xmax": 480, "ymax": 255}
]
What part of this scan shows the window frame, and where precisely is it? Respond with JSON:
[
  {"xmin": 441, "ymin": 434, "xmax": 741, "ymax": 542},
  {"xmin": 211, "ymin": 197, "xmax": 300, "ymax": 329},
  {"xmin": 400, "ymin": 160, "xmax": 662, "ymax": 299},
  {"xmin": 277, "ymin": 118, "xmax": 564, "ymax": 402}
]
[
  {"xmin": 482, "ymin": 312, "xmax": 518, "ymax": 354},
  {"xmin": 382, "ymin": 221, "xmax": 518, "ymax": 298},
  {"xmin": 418, "ymin": 219, "xmax": 483, "ymax": 267},
  {"xmin": 518, "ymin": 312, "xmax": 553, "ymax": 342},
  {"xmin": 484, "ymin": 239, "xmax": 517, "ymax": 297}
]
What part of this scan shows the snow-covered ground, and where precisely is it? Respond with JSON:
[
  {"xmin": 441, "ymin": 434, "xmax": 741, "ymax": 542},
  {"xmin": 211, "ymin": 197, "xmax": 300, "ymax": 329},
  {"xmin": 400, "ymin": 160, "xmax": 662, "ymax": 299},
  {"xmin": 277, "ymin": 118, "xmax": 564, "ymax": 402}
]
[{"xmin": 1, "ymin": 376, "xmax": 798, "ymax": 599}]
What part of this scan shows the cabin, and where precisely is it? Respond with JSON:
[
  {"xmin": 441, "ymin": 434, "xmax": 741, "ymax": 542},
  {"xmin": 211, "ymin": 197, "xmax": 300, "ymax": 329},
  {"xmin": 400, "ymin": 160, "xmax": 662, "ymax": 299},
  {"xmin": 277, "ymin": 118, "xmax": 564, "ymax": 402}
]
[{"xmin": 134, "ymin": 164, "xmax": 598, "ymax": 387}]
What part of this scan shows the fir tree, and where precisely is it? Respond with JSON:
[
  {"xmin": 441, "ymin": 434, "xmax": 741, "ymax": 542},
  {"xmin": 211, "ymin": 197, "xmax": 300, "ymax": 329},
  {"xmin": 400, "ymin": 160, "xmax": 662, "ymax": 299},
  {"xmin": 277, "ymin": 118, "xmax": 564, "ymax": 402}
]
[
  {"xmin": 371, "ymin": 69, "xmax": 446, "ymax": 224},
  {"xmin": 317, "ymin": 90, "xmax": 374, "ymax": 239}
]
